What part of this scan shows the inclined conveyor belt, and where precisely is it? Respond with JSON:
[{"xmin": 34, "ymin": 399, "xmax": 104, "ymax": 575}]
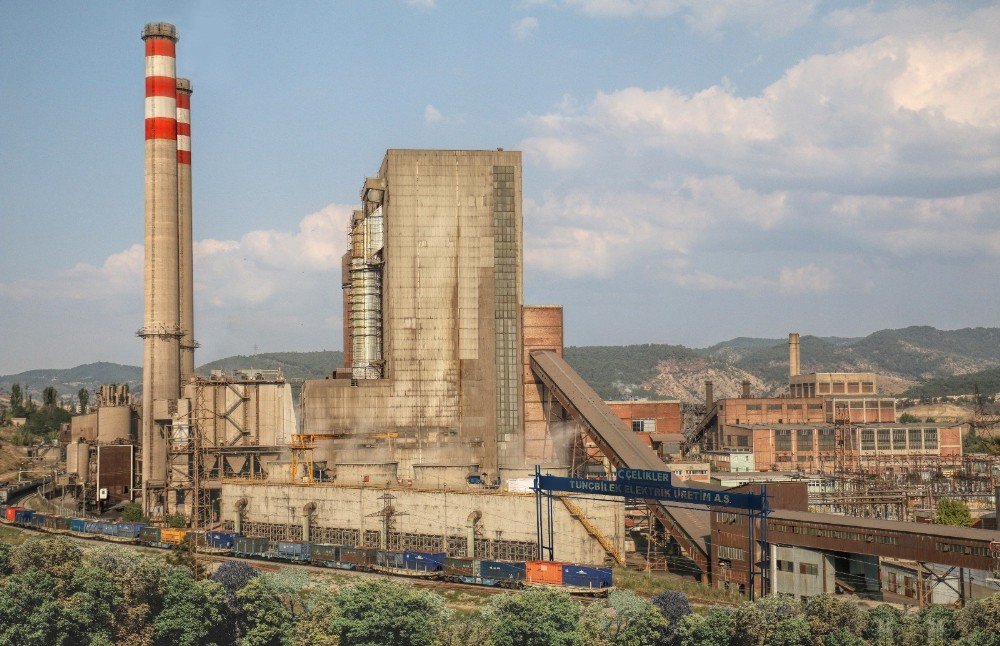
[{"xmin": 529, "ymin": 350, "xmax": 711, "ymax": 576}]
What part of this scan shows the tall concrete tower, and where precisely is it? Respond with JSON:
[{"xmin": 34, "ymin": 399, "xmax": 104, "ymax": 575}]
[
  {"xmin": 176, "ymin": 78, "xmax": 195, "ymax": 385},
  {"xmin": 788, "ymin": 332, "xmax": 801, "ymax": 378},
  {"xmin": 140, "ymin": 22, "xmax": 181, "ymax": 513}
]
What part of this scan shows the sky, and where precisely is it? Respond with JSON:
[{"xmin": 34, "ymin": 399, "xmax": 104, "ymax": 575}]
[{"xmin": 0, "ymin": 1, "xmax": 997, "ymax": 374}]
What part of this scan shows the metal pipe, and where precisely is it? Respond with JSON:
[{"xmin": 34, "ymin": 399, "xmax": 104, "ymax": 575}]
[
  {"xmin": 176, "ymin": 77, "xmax": 195, "ymax": 386},
  {"xmin": 140, "ymin": 22, "xmax": 180, "ymax": 513}
]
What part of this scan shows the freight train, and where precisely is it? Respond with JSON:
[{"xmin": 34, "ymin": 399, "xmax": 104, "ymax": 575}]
[
  {"xmin": 0, "ymin": 505, "xmax": 613, "ymax": 593},
  {"xmin": 0, "ymin": 477, "xmax": 52, "ymax": 504}
]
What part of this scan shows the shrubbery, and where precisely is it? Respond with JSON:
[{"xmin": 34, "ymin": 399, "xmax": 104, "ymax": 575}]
[{"xmin": 0, "ymin": 536, "xmax": 998, "ymax": 646}]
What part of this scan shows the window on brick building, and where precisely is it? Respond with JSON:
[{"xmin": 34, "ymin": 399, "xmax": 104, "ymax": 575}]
[
  {"xmin": 776, "ymin": 429, "xmax": 792, "ymax": 451},
  {"xmin": 632, "ymin": 419, "xmax": 656, "ymax": 432}
]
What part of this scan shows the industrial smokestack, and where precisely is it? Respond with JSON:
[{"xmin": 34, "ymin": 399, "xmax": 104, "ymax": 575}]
[
  {"xmin": 741, "ymin": 380, "xmax": 751, "ymax": 398},
  {"xmin": 705, "ymin": 380, "xmax": 714, "ymax": 410},
  {"xmin": 176, "ymin": 78, "xmax": 195, "ymax": 385},
  {"xmin": 789, "ymin": 332, "xmax": 801, "ymax": 378},
  {"xmin": 140, "ymin": 22, "xmax": 180, "ymax": 512}
]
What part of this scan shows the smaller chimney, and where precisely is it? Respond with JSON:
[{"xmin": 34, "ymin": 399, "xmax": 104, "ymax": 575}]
[
  {"xmin": 789, "ymin": 332, "xmax": 801, "ymax": 378},
  {"xmin": 741, "ymin": 380, "xmax": 751, "ymax": 398},
  {"xmin": 705, "ymin": 380, "xmax": 714, "ymax": 409}
]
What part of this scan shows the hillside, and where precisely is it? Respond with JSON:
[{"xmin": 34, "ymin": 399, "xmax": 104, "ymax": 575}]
[
  {"xmin": 901, "ymin": 367, "xmax": 1000, "ymax": 399},
  {"xmin": 198, "ymin": 351, "xmax": 343, "ymax": 381},
  {"xmin": 0, "ymin": 362, "xmax": 142, "ymax": 401},
  {"xmin": 2, "ymin": 327, "xmax": 997, "ymax": 404}
]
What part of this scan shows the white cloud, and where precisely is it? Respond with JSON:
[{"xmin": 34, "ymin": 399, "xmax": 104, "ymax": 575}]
[
  {"xmin": 518, "ymin": 7, "xmax": 1000, "ymax": 294},
  {"xmin": 525, "ymin": 21, "xmax": 1000, "ymax": 188},
  {"xmin": 560, "ymin": 0, "xmax": 816, "ymax": 36},
  {"xmin": 403, "ymin": 0, "xmax": 436, "ymax": 9},
  {"xmin": 670, "ymin": 264, "xmax": 835, "ymax": 294},
  {"xmin": 522, "ymin": 136, "xmax": 586, "ymax": 170},
  {"xmin": 1, "ymin": 204, "xmax": 353, "ymax": 308},
  {"xmin": 512, "ymin": 16, "xmax": 540, "ymax": 39},
  {"xmin": 424, "ymin": 104, "xmax": 443, "ymax": 124}
]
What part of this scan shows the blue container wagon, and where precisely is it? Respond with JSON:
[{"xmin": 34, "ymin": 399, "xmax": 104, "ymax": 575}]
[{"xmin": 561, "ymin": 564, "xmax": 613, "ymax": 588}]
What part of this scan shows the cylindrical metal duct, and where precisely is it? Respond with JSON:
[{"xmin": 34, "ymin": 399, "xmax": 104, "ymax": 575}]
[
  {"xmin": 176, "ymin": 77, "xmax": 195, "ymax": 386},
  {"xmin": 742, "ymin": 380, "xmax": 751, "ymax": 398},
  {"xmin": 705, "ymin": 380, "xmax": 714, "ymax": 410},
  {"xmin": 350, "ymin": 266, "xmax": 383, "ymax": 379},
  {"xmin": 140, "ymin": 22, "xmax": 180, "ymax": 502},
  {"xmin": 364, "ymin": 205, "xmax": 384, "ymax": 261}
]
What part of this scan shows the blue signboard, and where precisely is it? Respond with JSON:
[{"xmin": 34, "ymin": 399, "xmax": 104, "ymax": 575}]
[{"xmin": 535, "ymin": 471, "xmax": 765, "ymax": 512}]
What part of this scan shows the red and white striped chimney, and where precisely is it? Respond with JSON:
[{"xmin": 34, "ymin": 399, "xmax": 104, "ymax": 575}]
[
  {"xmin": 140, "ymin": 22, "xmax": 180, "ymax": 512},
  {"xmin": 176, "ymin": 78, "xmax": 195, "ymax": 386}
]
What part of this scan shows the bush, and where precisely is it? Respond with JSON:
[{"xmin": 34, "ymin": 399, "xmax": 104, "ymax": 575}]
[
  {"xmin": 331, "ymin": 579, "xmax": 449, "ymax": 646},
  {"xmin": 578, "ymin": 589, "xmax": 670, "ymax": 646},
  {"xmin": 731, "ymin": 595, "xmax": 810, "ymax": 646},
  {"xmin": 481, "ymin": 586, "xmax": 581, "ymax": 646},
  {"xmin": 936, "ymin": 499, "xmax": 973, "ymax": 527},
  {"xmin": 676, "ymin": 608, "xmax": 734, "ymax": 646},
  {"xmin": 11, "ymin": 536, "xmax": 83, "ymax": 594},
  {"xmin": 211, "ymin": 560, "xmax": 261, "ymax": 599},
  {"xmin": 865, "ymin": 604, "xmax": 904, "ymax": 645},
  {"xmin": 956, "ymin": 594, "xmax": 1000, "ymax": 640},
  {"xmin": 652, "ymin": 589, "xmax": 693, "ymax": 629},
  {"xmin": 803, "ymin": 594, "xmax": 868, "ymax": 641},
  {"xmin": 119, "ymin": 501, "xmax": 147, "ymax": 523}
]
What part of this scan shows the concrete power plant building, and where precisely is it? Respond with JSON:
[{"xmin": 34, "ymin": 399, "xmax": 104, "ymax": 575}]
[{"xmin": 302, "ymin": 150, "xmax": 537, "ymax": 482}]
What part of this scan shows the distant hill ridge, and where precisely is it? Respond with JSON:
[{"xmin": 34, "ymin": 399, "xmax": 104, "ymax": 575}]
[{"xmin": 2, "ymin": 327, "xmax": 998, "ymax": 404}]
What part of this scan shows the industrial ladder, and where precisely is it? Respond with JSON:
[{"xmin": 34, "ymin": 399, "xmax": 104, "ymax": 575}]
[{"xmin": 559, "ymin": 496, "xmax": 627, "ymax": 566}]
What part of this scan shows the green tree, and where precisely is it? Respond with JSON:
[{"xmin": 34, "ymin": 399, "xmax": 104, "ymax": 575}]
[
  {"xmin": 676, "ymin": 608, "xmax": 734, "ymax": 646},
  {"xmin": 165, "ymin": 536, "xmax": 206, "ymax": 580},
  {"xmin": 265, "ymin": 568, "xmax": 309, "ymax": 616},
  {"xmin": 166, "ymin": 513, "xmax": 188, "ymax": 528},
  {"xmin": 822, "ymin": 629, "xmax": 867, "ymax": 646},
  {"xmin": 578, "ymin": 589, "xmax": 670, "ymax": 646},
  {"xmin": 0, "ymin": 542, "xmax": 13, "ymax": 577},
  {"xmin": 11, "ymin": 536, "xmax": 84, "ymax": 595},
  {"xmin": 936, "ymin": 498, "xmax": 973, "ymax": 527},
  {"xmin": 899, "ymin": 413, "xmax": 920, "ymax": 423},
  {"xmin": 864, "ymin": 604, "xmax": 904, "ymax": 645},
  {"xmin": 78, "ymin": 388, "xmax": 90, "ymax": 414},
  {"xmin": 235, "ymin": 576, "xmax": 293, "ymax": 646},
  {"xmin": 331, "ymin": 579, "xmax": 449, "ymax": 646},
  {"xmin": 42, "ymin": 386, "xmax": 58, "ymax": 408},
  {"xmin": 66, "ymin": 563, "xmax": 118, "ymax": 646},
  {"xmin": 908, "ymin": 605, "xmax": 959, "ymax": 646},
  {"xmin": 291, "ymin": 587, "xmax": 339, "ymax": 646},
  {"xmin": 0, "ymin": 569, "xmax": 74, "ymax": 646},
  {"xmin": 153, "ymin": 569, "xmax": 230, "ymax": 646},
  {"xmin": 10, "ymin": 383, "xmax": 24, "ymax": 416},
  {"xmin": 964, "ymin": 428, "xmax": 989, "ymax": 454},
  {"xmin": 731, "ymin": 595, "xmax": 810, "ymax": 646},
  {"xmin": 88, "ymin": 545, "xmax": 168, "ymax": 646},
  {"xmin": 955, "ymin": 594, "xmax": 1000, "ymax": 642},
  {"xmin": 119, "ymin": 501, "xmax": 147, "ymax": 523},
  {"xmin": 802, "ymin": 594, "xmax": 868, "ymax": 643},
  {"xmin": 22, "ymin": 404, "xmax": 70, "ymax": 439},
  {"xmin": 480, "ymin": 586, "xmax": 580, "ymax": 646},
  {"xmin": 211, "ymin": 560, "xmax": 261, "ymax": 601}
]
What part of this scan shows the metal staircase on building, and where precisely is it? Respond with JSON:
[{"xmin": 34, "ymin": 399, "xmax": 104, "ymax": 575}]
[{"xmin": 559, "ymin": 495, "xmax": 627, "ymax": 566}]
